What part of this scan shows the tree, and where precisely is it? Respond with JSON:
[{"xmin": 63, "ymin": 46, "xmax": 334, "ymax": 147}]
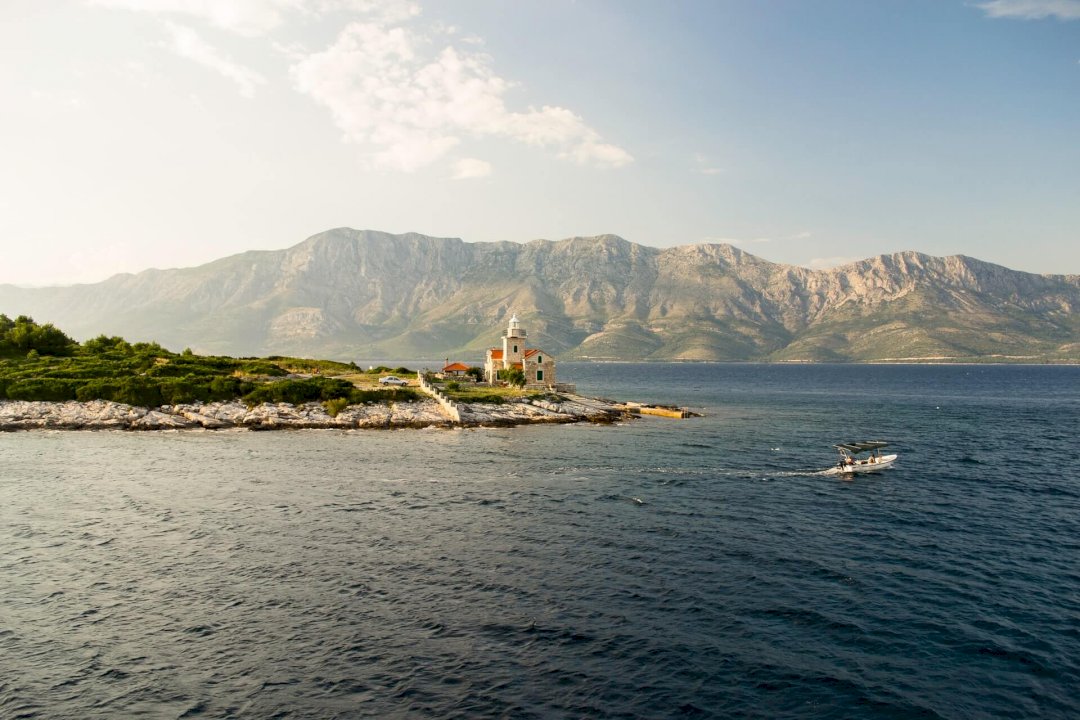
[
  {"xmin": 1, "ymin": 316, "xmax": 75, "ymax": 356},
  {"xmin": 499, "ymin": 367, "xmax": 526, "ymax": 387},
  {"xmin": 83, "ymin": 335, "xmax": 132, "ymax": 355},
  {"xmin": 30, "ymin": 323, "xmax": 76, "ymax": 356}
]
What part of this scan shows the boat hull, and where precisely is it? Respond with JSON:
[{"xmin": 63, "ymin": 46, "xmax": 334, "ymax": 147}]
[{"xmin": 837, "ymin": 453, "xmax": 897, "ymax": 474}]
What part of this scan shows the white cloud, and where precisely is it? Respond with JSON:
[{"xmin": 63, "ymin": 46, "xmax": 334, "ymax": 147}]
[
  {"xmin": 88, "ymin": 0, "xmax": 294, "ymax": 36},
  {"xmin": 977, "ymin": 0, "xmax": 1080, "ymax": 20},
  {"xmin": 290, "ymin": 16, "xmax": 633, "ymax": 172},
  {"xmin": 327, "ymin": 0, "xmax": 420, "ymax": 25},
  {"xmin": 87, "ymin": 0, "xmax": 420, "ymax": 35},
  {"xmin": 163, "ymin": 22, "xmax": 267, "ymax": 98},
  {"xmin": 91, "ymin": 0, "xmax": 631, "ymax": 171},
  {"xmin": 453, "ymin": 158, "xmax": 492, "ymax": 179}
]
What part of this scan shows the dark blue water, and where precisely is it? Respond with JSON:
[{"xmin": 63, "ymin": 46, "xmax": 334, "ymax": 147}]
[{"xmin": 2, "ymin": 363, "xmax": 1078, "ymax": 718}]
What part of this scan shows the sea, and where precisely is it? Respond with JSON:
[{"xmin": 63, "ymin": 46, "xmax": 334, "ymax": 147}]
[{"xmin": 1, "ymin": 362, "xmax": 1078, "ymax": 719}]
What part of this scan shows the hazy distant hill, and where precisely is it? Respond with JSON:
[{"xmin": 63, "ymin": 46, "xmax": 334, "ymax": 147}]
[{"xmin": 2, "ymin": 228, "xmax": 1078, "ymax": 362}]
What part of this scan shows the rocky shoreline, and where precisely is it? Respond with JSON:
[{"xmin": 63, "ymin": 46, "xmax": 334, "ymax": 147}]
[{"xmin": 0, "ymin": 395, "xmax": 628, "ymax": 432}]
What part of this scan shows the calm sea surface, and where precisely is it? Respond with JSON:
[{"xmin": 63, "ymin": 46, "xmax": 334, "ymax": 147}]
[{"xmin": 2, "ymin": 363, "xmax": 1079, "ymax": 719}]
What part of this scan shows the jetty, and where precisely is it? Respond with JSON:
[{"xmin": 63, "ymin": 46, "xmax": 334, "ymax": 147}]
[{"xmin": 614, "ymin": 401, "xmax": 700, "ymax": 419}]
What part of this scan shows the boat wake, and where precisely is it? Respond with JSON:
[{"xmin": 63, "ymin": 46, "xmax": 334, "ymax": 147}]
[{"xmin": 757, "ymin": 468, "xmax": 839, "ymax": 479}]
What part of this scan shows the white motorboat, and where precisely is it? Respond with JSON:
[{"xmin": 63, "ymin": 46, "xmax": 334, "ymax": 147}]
[{"xmin": 833, "ymin": 441, "xmax": 897, "ymax": 474}]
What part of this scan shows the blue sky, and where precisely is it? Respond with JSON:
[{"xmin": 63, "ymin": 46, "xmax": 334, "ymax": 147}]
[{"xmin": 1, "ymin": 0, "xmax": 1078, "ymax": 285}]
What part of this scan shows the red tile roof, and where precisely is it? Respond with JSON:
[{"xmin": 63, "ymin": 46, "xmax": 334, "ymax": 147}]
[
  {"xmin": 442, "ymin": 362, "xmax": 470, "ymax": 372},
  {"xmin": 524, "ymin": 348, "xmax": 542, "ymax": 358},
  {"xmin": 489, "ymin": 349, "xmax": 503, "ymax": 360}
]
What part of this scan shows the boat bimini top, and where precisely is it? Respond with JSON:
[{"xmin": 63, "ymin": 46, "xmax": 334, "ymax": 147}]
[{"xmin": 834, "ymin": 441, "xmax": 889, "ymax": 455}]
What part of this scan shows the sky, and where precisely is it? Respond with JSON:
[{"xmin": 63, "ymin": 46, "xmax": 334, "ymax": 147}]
[{"xmin": 1, "ymin": 0, "xmax": 1079, "ymax": 286}]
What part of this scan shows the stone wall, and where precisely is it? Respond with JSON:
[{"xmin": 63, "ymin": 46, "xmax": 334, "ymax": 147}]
[{"xmin": 416, "ymin": 373, "xmax": 463, "ymax": 423}]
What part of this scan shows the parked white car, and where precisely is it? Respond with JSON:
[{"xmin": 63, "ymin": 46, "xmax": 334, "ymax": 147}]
[{"xmin": 378, "ymin": 376, "xmax": 408, "ymax": 386}]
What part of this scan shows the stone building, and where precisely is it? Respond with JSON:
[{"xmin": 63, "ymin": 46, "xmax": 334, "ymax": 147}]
[{"xmin": 484, "ymin": 314, "xmax": 556, "ymax": 388}]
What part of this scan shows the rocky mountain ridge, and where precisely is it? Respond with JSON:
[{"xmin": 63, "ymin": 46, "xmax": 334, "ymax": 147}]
[{"xmin": 2, "ymin": 229, "xmax": 1078, "ymax": 362}]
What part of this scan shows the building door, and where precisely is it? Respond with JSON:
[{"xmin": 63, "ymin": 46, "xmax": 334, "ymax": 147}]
[{"xmin": 536, "ymin": 369, "xmax": 544, "ymax": 382}]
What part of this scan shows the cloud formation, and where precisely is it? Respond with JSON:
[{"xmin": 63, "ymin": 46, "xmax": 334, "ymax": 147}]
[
  {"xmin": 163, "ymin": 22, "xmax": 267, "ymax": 98},
  {"xmin": 453, "ymin": 158, "xmax": 492, "ymax": 180},
  {"xmin": 88, "ymin": 0, "xmax": 421, "ymax": 35},
  {"xmin": 90, "ymin": 0, "xmax": 632, "ymax": 172},
  {"xmin": 977, "ymin": 0, "xmax": 1080, "ymax": 20},
  {"xmin": 290, "ymin": 15, "xmax": 633, "ymax": 172},
  {"xmin": 88, "ymin": 0, "xmax": 293, "ymax": 36}
]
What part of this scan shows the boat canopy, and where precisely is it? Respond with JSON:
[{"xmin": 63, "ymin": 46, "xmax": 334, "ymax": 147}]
[{"xmin": 834, "ymin": 441, "xmax": 889, "ymax": 454}]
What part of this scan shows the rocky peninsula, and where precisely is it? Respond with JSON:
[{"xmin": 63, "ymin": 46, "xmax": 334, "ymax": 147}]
[{"xmin": 0, "ymin": 394, "xmax": 628, "ymax": 432}]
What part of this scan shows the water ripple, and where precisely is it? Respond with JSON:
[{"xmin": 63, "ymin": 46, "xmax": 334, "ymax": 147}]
[{"xmin": 2, "ymin": 364, "xmax": 1079, "ymax": 718}]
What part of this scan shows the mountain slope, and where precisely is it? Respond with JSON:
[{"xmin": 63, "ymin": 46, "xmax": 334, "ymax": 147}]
[{"xmin": 2, "ymin": 229, "xmax": 1078, "ymax": 362}]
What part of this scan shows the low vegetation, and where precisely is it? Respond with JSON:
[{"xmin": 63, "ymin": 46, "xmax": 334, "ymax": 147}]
[
  {"xmin": 0, "ymin": 315, "xmax": 419, "ymax": 408},
  {"xmin": 437, "ymin": 382, "xmax": 555, "ymax": 405},
  {"xmin": 498, "ymin": 367, "xmax": 526, "ymax": 387}
]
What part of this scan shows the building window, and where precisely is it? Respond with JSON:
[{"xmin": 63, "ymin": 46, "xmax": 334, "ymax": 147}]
[
  {"xmin": 513, "ymin": 345, "xmax": 518, "ymax": 353},
  {"xmin": 537, "ymin": 356, "xmax": 542, "ymax": 363},
  {"xmin": 536, "ymin": 369, "xmax": 544, "ymax": 382}
]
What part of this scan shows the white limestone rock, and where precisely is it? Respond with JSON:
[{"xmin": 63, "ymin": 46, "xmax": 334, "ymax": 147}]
[{"xmin": 1, "ymin": 393, "xmax": 631, "ymax": 432}]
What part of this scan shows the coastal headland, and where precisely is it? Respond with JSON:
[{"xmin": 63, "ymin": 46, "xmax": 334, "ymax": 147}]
[{"xmin": 0, "ymin": 314, "xmax": 674, "ymax": 432}]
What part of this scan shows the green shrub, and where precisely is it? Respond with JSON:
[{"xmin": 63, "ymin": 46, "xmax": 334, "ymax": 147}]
[
  {"xmin": 235, "ymin": 360, "xmax": 287, "ymax": 376},
  {"xmin": 243, "ymin": 377, "xmax": 356, "ymax": 406},
  {"xmin": 6, "ymin": 378, "xmax": 79, "ymax": 401},
  {"xmin": 82, "ymin": 335, "xmax": 133, "ymax": 355},
  {"xmin": 112, "ymin": 377, "xmax": 164, "ymax": 408},
  {"xmin": 209, "ymin": 376, "xmax": 249, "ymax": 400},
  {"xmin": 265, "ymin": 356, "xmax": 358, "ymax": 374},
  {"xmin": 323, "ymin": 397, "xmax": 350, "ymax": 417},
  {"xmin": 345, "ymin": 387, "xmax": 421, "ymax": 404},
  {"xmin": 158, "ymin": 378, "xmax": 210, "ymax": 405},
  {"xmin": 498, "ymin": 367, "xmax": 526, "ymax": 387},
  {"xmin": 446, "ymin": 381, "xmax": 460, "ymax": 391},
  {"xmin": 0, "ymin": 315, "xmax": 76, "ymax": 357},
  {"xmin": 75, "ymin": 380, "xmax": 121, "ymax": 402}
]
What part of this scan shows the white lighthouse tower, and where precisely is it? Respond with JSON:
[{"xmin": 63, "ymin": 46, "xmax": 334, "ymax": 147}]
[{"xmin": 502, "ymin": 314, "xmax": 526, "ymax": 365}]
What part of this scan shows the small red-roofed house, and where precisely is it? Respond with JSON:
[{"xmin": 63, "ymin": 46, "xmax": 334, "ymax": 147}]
[{"xmin": 441, "ymin": 362, "xmax": 470, "ymax": 377}]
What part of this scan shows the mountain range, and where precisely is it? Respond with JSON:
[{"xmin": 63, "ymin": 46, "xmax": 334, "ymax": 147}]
[{"xmin": 2, "ymin": 228, "xmax": 1078, "ymax": 363}]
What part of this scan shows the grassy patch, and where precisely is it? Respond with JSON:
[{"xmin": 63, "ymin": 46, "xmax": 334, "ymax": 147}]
[{"xmin": 441, "ymin": 384, "xmax": 533, "ymax": 404}]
